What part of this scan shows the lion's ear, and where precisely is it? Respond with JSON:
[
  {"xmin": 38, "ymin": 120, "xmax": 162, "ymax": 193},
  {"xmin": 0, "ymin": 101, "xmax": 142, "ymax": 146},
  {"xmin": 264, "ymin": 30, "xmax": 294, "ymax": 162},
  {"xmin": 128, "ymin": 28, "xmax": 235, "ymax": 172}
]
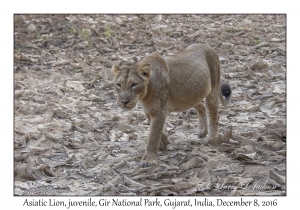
[
  {"xmin": 110, "ymin": 64, "xmax": 121, "ymax": 76},
  {"xmin": 137, "ymin": 63, "xmax": 152, "ymax": 80}
]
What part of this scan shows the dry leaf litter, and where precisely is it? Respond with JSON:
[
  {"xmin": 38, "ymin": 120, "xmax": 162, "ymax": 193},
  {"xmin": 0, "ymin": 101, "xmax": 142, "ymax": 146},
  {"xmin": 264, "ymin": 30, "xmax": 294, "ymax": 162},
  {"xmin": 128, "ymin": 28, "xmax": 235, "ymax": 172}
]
[{"xmin": 14, "ymin": 14, "xmax": 286, "ymax": 196}]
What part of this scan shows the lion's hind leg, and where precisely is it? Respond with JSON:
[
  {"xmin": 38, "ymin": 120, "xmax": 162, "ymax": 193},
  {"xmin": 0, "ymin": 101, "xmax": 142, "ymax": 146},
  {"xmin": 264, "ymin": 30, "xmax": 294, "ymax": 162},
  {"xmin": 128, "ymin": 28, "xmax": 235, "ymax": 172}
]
[
  {"xmin": 206, "ymin": 93, "xmax": 219, "ymax": 138},
  {"xmin": 194, "ymin": 102, "xmax": 208, "ymax": 138}
]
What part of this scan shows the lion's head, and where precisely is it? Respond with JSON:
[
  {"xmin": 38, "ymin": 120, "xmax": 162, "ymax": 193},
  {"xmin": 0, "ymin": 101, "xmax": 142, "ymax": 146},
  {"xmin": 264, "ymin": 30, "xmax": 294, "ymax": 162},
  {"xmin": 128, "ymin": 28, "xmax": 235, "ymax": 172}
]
[{"xmin": 110, "ymin": 62, "xmax": 152, "ymax": 110}]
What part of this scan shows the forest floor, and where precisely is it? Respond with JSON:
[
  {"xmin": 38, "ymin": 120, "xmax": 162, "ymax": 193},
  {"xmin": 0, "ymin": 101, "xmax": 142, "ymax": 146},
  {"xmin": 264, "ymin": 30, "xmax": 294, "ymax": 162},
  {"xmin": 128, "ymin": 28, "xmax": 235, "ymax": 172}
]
[{"xmin": 14, "ymin": 14, "xmax": 286, "ymax": 196}]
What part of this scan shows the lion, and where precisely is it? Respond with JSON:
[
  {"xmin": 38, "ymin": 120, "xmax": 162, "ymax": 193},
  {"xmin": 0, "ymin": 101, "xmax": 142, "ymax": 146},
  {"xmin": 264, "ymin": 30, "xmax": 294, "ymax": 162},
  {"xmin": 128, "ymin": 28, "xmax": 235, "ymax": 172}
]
[{"xmin": 110, "ymin": 44, "xmax": 231, "ymax": 167}]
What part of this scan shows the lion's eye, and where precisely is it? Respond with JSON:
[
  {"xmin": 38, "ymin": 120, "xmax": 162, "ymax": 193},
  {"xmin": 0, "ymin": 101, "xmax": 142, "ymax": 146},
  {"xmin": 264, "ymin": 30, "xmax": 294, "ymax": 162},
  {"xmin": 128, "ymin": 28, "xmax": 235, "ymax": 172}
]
[
  {"xmin": 131, "ymin": 83, "xmax": 138, "ymax": 88},
  {"xmin": 116, "ymin": 83, "xmax": 121, "ymax": 88}
]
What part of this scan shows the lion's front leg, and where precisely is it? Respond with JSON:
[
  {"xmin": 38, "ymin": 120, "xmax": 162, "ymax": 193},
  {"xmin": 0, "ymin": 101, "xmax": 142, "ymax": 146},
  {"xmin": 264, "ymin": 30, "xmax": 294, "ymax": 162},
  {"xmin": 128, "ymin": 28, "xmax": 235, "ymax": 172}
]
[
  {"xmin": 145, "ymin": 113, "xmax": 168, "ymax": 151},
  {"xmin": 158, "ymin": 132, "xmax": 168, "ymax": 151},
  {"xmin": 140, "ymin": 112, "xmax": 166, "ymax": 167}
]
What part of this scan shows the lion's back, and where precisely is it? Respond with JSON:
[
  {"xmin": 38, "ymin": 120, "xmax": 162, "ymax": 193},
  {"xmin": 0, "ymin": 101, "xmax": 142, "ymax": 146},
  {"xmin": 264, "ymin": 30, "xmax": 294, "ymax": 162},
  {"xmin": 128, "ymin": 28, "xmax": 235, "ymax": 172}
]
[{"xmin": 164, "ymin": 45, "xmax": 215, "ymax": 112}]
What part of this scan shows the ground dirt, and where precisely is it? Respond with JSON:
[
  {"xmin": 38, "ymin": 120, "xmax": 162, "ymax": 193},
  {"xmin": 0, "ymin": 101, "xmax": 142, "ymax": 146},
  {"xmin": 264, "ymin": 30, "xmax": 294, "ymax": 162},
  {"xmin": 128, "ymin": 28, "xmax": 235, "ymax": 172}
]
[{"xmin": 14, "ymin": 14, "xmax": 286, "ymax": 196}]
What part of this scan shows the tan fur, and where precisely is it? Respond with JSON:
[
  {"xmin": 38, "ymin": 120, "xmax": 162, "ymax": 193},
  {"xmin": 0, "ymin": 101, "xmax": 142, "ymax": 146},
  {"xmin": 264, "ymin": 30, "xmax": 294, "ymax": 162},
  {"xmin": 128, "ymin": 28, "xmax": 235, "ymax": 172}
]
[{"xmin": 111, "ymin": 44, "xmax": 231, "ymax": 167}]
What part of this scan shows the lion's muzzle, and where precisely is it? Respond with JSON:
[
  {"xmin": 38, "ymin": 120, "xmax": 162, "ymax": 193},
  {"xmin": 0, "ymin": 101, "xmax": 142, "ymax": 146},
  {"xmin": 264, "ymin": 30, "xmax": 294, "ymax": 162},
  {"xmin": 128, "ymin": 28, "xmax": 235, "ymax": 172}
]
[{"xmin": 117, "ymin": 98, "xmax": 138, "ymax": 110}]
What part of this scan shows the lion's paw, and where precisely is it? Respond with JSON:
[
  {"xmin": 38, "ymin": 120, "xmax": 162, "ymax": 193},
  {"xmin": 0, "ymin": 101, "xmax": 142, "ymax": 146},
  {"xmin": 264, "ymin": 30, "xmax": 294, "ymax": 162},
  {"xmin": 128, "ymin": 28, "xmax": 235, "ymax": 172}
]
[
  {"xmin": 140, "ymin": 153, "xmax": 158, "ymax": 167},
  {"xmin": 196, "ymin": 128, "xmax": 208, "ymax": 138}
]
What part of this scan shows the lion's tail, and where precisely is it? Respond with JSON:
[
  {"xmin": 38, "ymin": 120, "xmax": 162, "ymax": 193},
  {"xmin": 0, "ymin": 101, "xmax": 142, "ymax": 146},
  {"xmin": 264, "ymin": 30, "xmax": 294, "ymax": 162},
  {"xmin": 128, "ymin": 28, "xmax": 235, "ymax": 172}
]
[{"xmin": 219, "ymin": 82, "xmax": 231, "ymax": 106}]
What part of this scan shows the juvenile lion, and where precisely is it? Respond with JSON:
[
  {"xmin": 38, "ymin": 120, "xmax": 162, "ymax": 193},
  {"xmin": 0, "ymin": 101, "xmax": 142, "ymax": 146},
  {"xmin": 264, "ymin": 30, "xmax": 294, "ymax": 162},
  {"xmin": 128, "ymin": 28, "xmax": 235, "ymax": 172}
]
[{"xmin": 111, "ymin": 44, "xmax": 231, "ymax": 167}]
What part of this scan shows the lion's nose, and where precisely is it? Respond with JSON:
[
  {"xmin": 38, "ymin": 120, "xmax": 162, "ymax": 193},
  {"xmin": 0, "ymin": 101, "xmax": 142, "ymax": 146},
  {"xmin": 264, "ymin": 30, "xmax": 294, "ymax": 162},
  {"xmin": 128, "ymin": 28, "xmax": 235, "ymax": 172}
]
[{"xmin": 121, "ymin": 100, "xmax": 130, "ymax": 106}]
